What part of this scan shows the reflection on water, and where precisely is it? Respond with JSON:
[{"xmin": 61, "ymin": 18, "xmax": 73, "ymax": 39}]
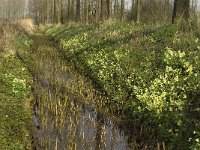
[
  {"xmin": 30, "ymin": 38, "xmax": 134, "ymax": 150},
  {"xmin": 32, "ymin": 67, "xmax": 131, "ymax": 150},
  {"xmin": 33, "ymin": 86, "xmax": 130, "ymax": 150}
]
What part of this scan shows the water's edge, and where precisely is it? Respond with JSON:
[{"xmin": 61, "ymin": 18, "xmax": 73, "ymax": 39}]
[{"xmin": 25, "ymin": 32, "xmax": 135, "ymax": 150}]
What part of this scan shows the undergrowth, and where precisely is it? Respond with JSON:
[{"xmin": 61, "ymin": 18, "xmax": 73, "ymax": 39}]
[
  {"xmin": 44, "ymin": 22, "xmax": 200, "ymax": 149},
  {"xmin": 0, "ymin": 22, "xmax": 32, "ymax": 149},
  {"xmin": 0, "ymin": 55, "xmax": 32, "ymax": 149}
]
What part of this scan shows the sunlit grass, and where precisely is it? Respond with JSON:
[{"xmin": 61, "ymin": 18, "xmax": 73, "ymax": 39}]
[
  {"xmin": 44, "ymin": 22, "xmax": 200, "ymax": 149},
  {"xmin": 0, "ymin": 55, "xmax": 32, "ymax": 149}
]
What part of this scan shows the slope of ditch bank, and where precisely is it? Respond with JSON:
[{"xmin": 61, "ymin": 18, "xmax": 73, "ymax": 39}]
[
  {"xmin": 11, "ymin": 22, "xmax": 200, "ymax": 149},
  {"xmin": 17, "ymin": 30, "xmax": 143, "ymax": 149},
  {"xmin": 44, "ymin": 23, "xmax": 200, "ymax": 149},
  {"xmin": 0, "ymin": 22, "xmax": 32, "ymax": 149}
]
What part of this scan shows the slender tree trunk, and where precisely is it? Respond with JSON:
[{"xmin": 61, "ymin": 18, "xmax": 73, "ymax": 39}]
[
  {"xmin": 60, "ymin": 0, "xmax": 64, "ymax": 23},
  {"xmin": 107, "ymin": 0, "xmax": 111, "ymax": 19},
  {"xmin": 68, "ymin": 0, "xmax": 71, "ymax": 21},
  {"xmin": 131, "ymin": 0, "xmax": 135, "ymax": 21},
  {"xmin": 100, "ymin": 0, "xmax": 105, "ymax": 21},
  {"xmin": 172, "ymin": 0, "xmax": 190, "ymax": 23},
  {"xmin": 96, "ymin": 0, "xmax": 100, "ymax": 22},
  {"xmin": 76, "ymin": 0, "xmax": 81, "ymax": 21},
  {"xmin": 53, "ymin": 0, "xmax": 58, "ymax": 23},
  {"xmin": 121, "ymin": 0, "xmax": 125, "ymax": 21},
  {"xmin": 135, "ymin": 0, "xmax": 141, "ymax": 23},
  {"xmin": 71, "ymin": 0, "xmax": 75, "ymax": 21},
  {"xmin": 114, "ymin": 0, "xmax": 118, "ymax": 18},
  {"xmin": 85, "ymin": 0, "xmax": 89, "ymax": 23}
]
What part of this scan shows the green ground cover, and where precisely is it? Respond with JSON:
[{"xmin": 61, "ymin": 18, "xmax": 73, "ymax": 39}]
[
  {"xmin": 44, "ymin": 22, "xmax": 200, "ymax": 149},
  {"xmin": 0, "ymin": 23, "xmax": 32, "ymax": 149},
  {"xmin": 0, "ymin": 55, "xmax": 32, "ymax": 149}
]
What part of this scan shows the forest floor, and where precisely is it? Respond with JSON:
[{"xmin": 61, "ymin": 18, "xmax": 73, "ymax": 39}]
[
  {"xmin": 0, "ymin": 21, "xmax": 200, "ymax": 149},
  {"xmin": 43, "ymin": 22, "xmax": 200, "ymax": 149},
  {"xmin": 0, "ymin": 22, "xmax": 33, "ymax": 149}
]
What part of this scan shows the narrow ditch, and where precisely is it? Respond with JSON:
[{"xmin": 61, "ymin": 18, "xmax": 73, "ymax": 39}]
[{"xmin": 26, "ymin": 32, "xmax": 135, "ymax": 149}]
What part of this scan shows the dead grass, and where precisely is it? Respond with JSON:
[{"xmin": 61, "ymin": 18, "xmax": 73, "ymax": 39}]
[{"xmin": 0, "ymin": 21, "xmax": 27, "ymax": 57}]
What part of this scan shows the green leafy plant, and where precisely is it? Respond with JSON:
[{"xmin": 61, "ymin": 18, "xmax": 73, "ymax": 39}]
[{"xmin": 44, "ymin": 23, "xmax": 200, "ymax": 149}]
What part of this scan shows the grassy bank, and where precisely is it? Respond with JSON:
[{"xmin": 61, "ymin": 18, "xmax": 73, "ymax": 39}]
[
  {"xmin": 0, "ymin": 22, "xmax": 32, "ymax": 149},
  {"xmin": 44, "ymin": 22, "xmax": 200, "ymax": 149}
]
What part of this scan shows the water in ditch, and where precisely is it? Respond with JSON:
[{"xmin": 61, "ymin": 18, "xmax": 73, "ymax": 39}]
[{"xmin": 29, "ymin": 33, "xmax": 135, "ymax": 150}]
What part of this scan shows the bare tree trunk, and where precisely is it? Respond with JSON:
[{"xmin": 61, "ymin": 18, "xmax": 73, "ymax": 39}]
[
  {"xmin": 85, "ymin": 0, "xmax": 89, "ymax": 23},
  {"xmin": 135, "ymin": 0, "xmax": 141, "ymax": 23},
  {"xmin": 76, "ymin": 0, "xmax": 81, "ymax": 21},
  {"xmin": 107, "ymin": 0, "xmax": 111, "ymax": 19},
  {"xmin": 191, "ymin": 0, "xmax": 198, "ymax": 14},
  {"xmin": 96, "ymin": 0, "xmax": 100, "ymax": 22},
  {"xmin": 100, "ymin": 0, "xmax": 105, "ymax": 21},
  {"xmin": 68, "ymin": 0, "xmax": 71, "ymax": 21},
  {"xmin": 121, "ymin": 0, "xmax": 125, "ymax": 21},
  {"xmin": 60, "ymin": 0, "xmax": 64, "ymax": 23},
  {"xmin": 53, "ymin": 0, "xmax": 58, "ymax": 23},
  {"xmin": 114, "ymin": 0, "xmax": 119, "ymax": 18},
  {"xmin": 172, "ymin": 0, "xmax": 190, "ymax": 23},
  {"xmin": 71, "ymin": 0, "xmax": 75, "ymax": 21}
]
